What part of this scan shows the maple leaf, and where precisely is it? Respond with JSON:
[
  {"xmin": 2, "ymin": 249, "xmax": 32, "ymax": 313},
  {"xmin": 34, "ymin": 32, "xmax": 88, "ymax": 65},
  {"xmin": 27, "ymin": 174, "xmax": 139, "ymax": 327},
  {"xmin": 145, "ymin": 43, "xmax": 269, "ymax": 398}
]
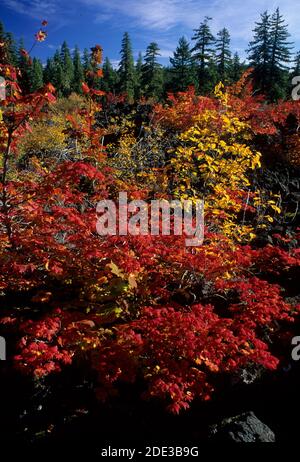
[
  {"xmin": 35, "ymin": 30, "xmax": 47, "ymax": 42},
  {"xmin": 20, "ymin": 48, "xmax": 30, "ymax": 59},
  {"xmin": 107, "ymin": 261, "xmax": 125, "ymax": 278},
  {"xmin": 92, "ymin": 89, "xmax": 105, "ymax": 96},
  {"xmin": 82, "ymin": 82, "xmax": 90, "ymax": 94},
  {"xmin": 128, "ymin": 273, "xmax": 138, "ymax": 289},
  {"xmin": 31, "ymin": 291, "xmax": 52, "ymax": 303},
  {"xmin": 0, "ymin": 317, "xmax": 17, "ymax": 325}
]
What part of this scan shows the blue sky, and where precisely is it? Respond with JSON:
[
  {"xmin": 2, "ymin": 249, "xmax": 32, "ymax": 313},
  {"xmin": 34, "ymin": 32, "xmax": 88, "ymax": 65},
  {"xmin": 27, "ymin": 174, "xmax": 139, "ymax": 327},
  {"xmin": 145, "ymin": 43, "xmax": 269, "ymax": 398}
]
[{"xmin": 1, "ymin": 0, "xmax": 300, "ymax": 66}]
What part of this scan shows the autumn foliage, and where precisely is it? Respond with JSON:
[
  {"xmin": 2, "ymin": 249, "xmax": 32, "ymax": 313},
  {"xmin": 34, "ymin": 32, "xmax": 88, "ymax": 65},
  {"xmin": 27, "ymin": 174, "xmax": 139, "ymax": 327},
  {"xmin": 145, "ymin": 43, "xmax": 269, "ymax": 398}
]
[{"xmin": 1, "ymin": 32, "xmax": 300, "ymax": 417}]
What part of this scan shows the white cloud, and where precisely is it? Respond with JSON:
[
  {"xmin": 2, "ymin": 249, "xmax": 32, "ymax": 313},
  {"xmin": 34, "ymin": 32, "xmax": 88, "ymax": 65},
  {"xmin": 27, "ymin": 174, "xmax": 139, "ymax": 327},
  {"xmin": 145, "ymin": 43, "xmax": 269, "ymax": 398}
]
[
  {"xmin": 4, "ymin": 0, "xmax": 300, "ymax": 57},
  {"xmin": 81, "ymin": 0, "xmax": 298, "ymax": 32},
  {"xmin": 3, "ymin": 0, "xmax": 76, "ymax": 33},
  {"xmin": 94, "ymin": 12, "xmax": 113, "ymax": 23},
  {"xmin": 3, "ymin": 0, "xmax": 58, "ymax": 18},
  {"xmin": 158, "ymin": 49, "xmax": 174, "ymax": 59},
  {"xmin": 5, "ymin": 0, "xmax": 300, "ymax": 42},
  {"xmin": 110, "ymin": 59, "xmax": 120, "ymax": 69},
  {"xmin": 81, "ymin": 0, "xmax": 300, "ymax": 48}
]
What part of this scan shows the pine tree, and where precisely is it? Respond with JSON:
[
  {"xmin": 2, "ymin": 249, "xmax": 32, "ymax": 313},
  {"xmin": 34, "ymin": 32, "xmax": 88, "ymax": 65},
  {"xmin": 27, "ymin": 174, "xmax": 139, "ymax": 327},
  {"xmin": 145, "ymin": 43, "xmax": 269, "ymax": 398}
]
[
  {"xmin": 191, "ymin": 17, "xmax": 215, "ymax": 92},
  {"xmin": 248, "ymin": 9, "xmax": 293, "ymax": 100},
  {"xmin": 60, "ymin": 41, "xmax": 74, "ymax": 96},
  {"xmin": 268, "ymin": 8, "xmax": 293, "ymax": 100},
  {"xmin": 72, "ymin": 46, "xmax": 84, "ymax": 93},
  {"xmin": 0, "ymin": 22, "xmax": 17, "ymax": 66},
  {"xmin": 169, "ymin": 36, "xmax": 195, "ymax": 91},
  {"xmin": 292, "ymin": 51, "xmax": 300, "ymax": 78},
  {"xmin": 44, "ymin": 57, "xmax": 55, "ymax": 84},
  {"xmin": 134, "ymin": 52, "xmax": 143, "ymax": 99},
  {"xmin": 5, "ymin": 31, "xmax": 18, "ymax": 66},
  {"xmin": 102, "ymin": 57, "xmax": 118, "ymax": 93},
  {"xmin": 118, "ymin": 32, "xmax": 135, "ymax": 101},
  {"xmin": 289, "ymin": 51, "xmax": 300, "ymax": 99},
  {"xmin": 18, "ymin": 39, "xmax": 31, "ymax": 93},
  {"xmin": 82, "ymin": 47, "xmax": 94, "ymax": 87},
  {"xmin": 83, "ymin": 48, "xmax": 93, "ymax": 74},
  {"xmin": 269, "ymin": 8, "xmax": 293, "ymax": 75},
  {"xmin": 0, "ymin": 21, "xmax": 9, "ymax": 64},
  {"xmin": 52, "ymin": 50, "xmax": 64, "ymax": 96},
  {"xmin": 29, "ymin": 57, "xmax": 43, "ymax": 92},
  {"xmin": 142, "ymin": 42, "xmax": 163, "ymax": 99},
  {"xmin": 229, "ymin": 52, "xmax": 245, "ymax": 82},
  {"xmin": 247, "ymin": 11, "xmax": 271, "ymax": 94},
  {"xmin": 215, "ymin": 28, "xmax": 231, "ymax": 81},
  {"xmin": 0, "ymin": 21, "xmax": 5, "ymax": 42}
]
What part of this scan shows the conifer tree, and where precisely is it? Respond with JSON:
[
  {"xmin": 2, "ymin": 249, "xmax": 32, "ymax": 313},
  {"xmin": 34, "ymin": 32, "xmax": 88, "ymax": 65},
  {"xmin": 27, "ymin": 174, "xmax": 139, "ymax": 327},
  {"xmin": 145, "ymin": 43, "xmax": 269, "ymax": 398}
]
[
  {"xmin": 248, "ymin": 9, "xmax": 293, "ymax": 100},
  {"xmin": 44, "ymin": 57, "xmax": 55, "ymax": 84},
  {"xmin": 52, "ymin": 50, "xmax": 64, "ymax": 96},
  {"xmin": 72, "ymin": 46, "xmax": 84, "ymax": 93},
  {"xmin": 60, "ymin": 41, "xmax": 74, "ymax": 96},
  {"xmin": 102, "ymin": 57, "xmax": 119, "ymax": 93},
  {"xmin": 229, "ymin": 52, "xmax": 244, "ymax": 82},
  {"xmin": 0, "ymin": 21, "xmax": 9, "ymax": 64},
  {"xmin": 170, "ymin": 36, "xmax": 195, "ymax": 91},
  {"xmin": 191, "ymin": 17, "xmax": 215, "ymax": 92},
  {"xmin": 0, "ymin": 21, "xmax": 5, "ymax": 43},
  {"xmin": 118, "ymin": 32, "xmax": 135, "ymax": 101},
  {"xmin": 247, "ymin": 11, "xmax": 271, "ymax": 94},
  {"xmin": 18, "ymin": 39, "xmax": 31, "ymax": 93},
  {"xmin": 142, "ymin": 42, "xmax": 163, "ymax": 99},
  {"xmin": 134, "ymin": 52, "xmax": 143, "ymax": 99},
  {"xmin": 268, "ymin": 8, "xmax": 293, "ymax": 100},
  {"xmin": 269, "ymin": 8, "xmax": 293, "ymax": 75},
  {"xmin": 82, "ymin": 47, "xmax": 94, "ymax": 87},
  {"xmin": 5, "ymin": 31, "xmax": 18, "ymax": 65},
  {"xmin": 292, "ymin": 51, "xmax": 300, "ymax": 78},
  {"xmin": 29, "ymin": 57, "xmax": 43, "ymax": 92},
  {"xmin": 215, "ymin": 28, "xmax": 231, "ymax": 81},
  {"xmin": 83, "ymin": 48, "xmax": 92, "ymax": 74}
]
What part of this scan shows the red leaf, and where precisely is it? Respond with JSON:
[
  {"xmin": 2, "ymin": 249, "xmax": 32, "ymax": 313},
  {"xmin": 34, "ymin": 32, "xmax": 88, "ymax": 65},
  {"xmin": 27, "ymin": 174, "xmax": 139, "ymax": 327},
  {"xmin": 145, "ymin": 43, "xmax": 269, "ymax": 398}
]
[
  {"xmin": 82, "ymin": 82, "xmax": 90, "ymax": 94},
  {"xmin": 92, "ymin": 89, "xmax": 105, "ymax": 96}
]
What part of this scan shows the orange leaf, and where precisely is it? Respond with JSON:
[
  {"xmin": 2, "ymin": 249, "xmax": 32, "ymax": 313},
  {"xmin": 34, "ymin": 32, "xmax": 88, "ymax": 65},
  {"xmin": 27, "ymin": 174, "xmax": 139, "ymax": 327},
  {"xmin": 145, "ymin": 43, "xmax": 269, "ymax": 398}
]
[{"xmin": 82, "ymin": 82, "xmax": 90, "ymax": 94}]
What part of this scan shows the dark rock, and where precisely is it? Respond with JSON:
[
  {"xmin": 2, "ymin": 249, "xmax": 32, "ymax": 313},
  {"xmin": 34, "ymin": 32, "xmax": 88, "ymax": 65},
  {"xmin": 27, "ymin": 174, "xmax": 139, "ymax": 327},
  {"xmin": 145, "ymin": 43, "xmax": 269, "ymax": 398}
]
[
  {"xmin": 231, "ymin": 364, "xmax": 265, "ymax": 386},
  {"xmin": 209, "ymin": 411, "xmax": 275, "ymax": 442}
]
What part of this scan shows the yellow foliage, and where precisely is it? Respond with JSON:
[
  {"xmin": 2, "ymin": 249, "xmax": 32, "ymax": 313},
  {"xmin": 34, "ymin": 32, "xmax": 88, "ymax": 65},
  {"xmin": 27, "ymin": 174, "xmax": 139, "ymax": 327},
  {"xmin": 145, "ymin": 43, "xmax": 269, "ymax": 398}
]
[
  {"xmin": 107, "ymin": 115, "xmax": 166, "ymax": 192},
  {"xmin": 170, "ymin": 84, "xmax": 264, "ymax": 241},
  {"xmin": 17, "ymin": 113, "xmax": 67, "ymax": 157}
]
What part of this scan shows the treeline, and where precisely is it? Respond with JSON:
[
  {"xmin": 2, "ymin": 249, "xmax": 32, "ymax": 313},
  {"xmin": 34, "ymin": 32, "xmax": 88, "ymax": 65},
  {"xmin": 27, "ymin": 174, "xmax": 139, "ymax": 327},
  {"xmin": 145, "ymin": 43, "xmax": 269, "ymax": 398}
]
[{"xmin": 1, "ymin": 8, "xmax": 300, "ymax": 101}]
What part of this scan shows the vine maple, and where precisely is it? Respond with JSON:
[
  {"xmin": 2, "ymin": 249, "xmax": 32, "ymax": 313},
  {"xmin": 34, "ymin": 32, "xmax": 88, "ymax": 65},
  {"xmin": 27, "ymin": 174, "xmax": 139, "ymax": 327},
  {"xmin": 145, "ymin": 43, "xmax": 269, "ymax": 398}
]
[{"xmin": 0, "ymin": 36, "xmax": 299, "ymax": 416}]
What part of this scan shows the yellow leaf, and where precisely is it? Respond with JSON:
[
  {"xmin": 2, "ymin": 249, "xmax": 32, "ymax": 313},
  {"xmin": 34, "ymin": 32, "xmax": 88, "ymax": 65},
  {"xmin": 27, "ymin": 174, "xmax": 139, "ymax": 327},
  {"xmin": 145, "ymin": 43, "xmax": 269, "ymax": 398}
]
[
  {"xmin": 107, "ymin": 261, "xmax": 125, "ymax": 278},
  {"xmin": 270, "ymin": 205, "xmax": 281, "ymax": 214},
  {"xmin": 128, "ymin": 273, "xmax": 138, "ymax": 289}
]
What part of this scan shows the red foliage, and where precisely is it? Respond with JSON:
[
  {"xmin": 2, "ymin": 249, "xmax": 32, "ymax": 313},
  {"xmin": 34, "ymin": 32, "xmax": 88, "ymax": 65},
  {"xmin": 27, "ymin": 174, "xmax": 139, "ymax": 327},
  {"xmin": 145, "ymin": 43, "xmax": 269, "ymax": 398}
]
[
  {"xmin": 12, "ymin": 277, "xmax": 298, "ymax": 412},
  {"xmin": 154, "ymin": 86, "xmax": 217, "ymax": 131},
  {"xmin": 1, "ymin": 53, "xmax": 300, "ymax": 415},
  {"xmin": 153, "ymin": 72, "xmax": 300, "ymax": 143}
]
